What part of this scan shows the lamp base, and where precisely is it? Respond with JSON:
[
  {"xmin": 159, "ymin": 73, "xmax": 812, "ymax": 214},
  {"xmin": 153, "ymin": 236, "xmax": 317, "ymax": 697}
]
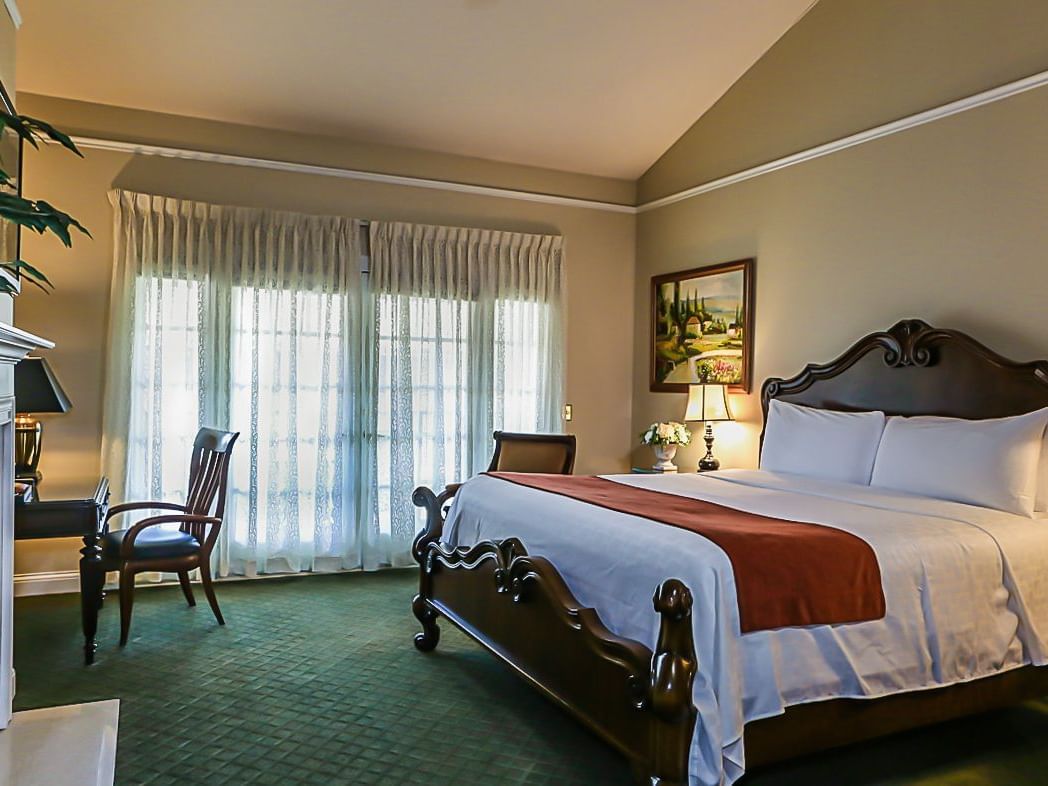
[
  {"xmin": 15, "ymin": 413, "xmax": 43, "ymax": 482},
  {"xmin": 697, "ymin": 423, "xmax": 720, "ymax": 473}
]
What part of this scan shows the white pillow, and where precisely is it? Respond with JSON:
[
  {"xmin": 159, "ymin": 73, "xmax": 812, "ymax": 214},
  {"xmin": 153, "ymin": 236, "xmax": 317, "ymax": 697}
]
[
  {"xmin": 871, "ymin": 408, "xmax": 1048, "ymax": 517},
  {"xmin": 761, "ymin": 400, "xmax": 887, "ymax": 486}
]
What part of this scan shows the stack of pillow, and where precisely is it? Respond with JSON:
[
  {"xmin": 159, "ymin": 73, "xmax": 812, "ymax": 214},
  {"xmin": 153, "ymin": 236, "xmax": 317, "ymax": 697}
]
[{"xmin": 761, "ymin": 399, "xmax": 1048, "ymax": 517}]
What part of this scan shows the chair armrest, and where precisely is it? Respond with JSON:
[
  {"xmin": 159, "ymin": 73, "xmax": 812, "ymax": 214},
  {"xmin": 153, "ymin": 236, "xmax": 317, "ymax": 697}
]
[
  {"xmin": 106, "ymin": 501, "xmax": 187, "ymax": 522},
  {"xmin": 120, "ymin": 513, "xmax": 222, "ymax": 559}
]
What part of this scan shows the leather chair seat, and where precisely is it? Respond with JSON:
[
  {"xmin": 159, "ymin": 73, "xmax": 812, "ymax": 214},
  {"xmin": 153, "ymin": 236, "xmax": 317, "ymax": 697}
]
[{"xmin": 102, "ymin": 527, "xmax": 200, "ymax": 561}]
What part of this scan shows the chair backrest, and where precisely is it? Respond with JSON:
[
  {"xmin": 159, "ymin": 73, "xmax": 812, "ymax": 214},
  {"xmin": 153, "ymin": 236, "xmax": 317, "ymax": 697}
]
[
  {"xmin": 487, "ymin": 431, "xmax": 576, "ymax": 475},
  {"xmin": 183, "ymin": 428, "xmax": 240, "ymax": 541}
]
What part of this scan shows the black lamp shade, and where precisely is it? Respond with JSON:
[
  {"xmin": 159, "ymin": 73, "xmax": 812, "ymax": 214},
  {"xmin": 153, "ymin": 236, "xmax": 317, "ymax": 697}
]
[{"xmin": 15, "ymin": 356, "xmax": 72, "ymax": 414}]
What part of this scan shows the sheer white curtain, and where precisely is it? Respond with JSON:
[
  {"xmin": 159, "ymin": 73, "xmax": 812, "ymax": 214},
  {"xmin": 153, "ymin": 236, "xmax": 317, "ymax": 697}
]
[
  {"xmin": 102, "ymin": 197, "xmax": 565, "ymax": 576},
  {"xmin": 369, "ymin": 222, "xmax": 565, "ymax": 565},
  {"xmin": 102, "ymin": 191, "xmax": 371, "ymax": 575}
]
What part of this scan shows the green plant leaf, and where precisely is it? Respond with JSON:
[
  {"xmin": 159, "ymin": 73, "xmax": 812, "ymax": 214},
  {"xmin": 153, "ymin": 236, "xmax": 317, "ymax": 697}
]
[
  {"xmin": 0, "ymin": 192, "xmax": 35, "ymax": 209},
  {"xmin": 0, "ymin": 110, "xmax": 84, "ymax": 157},
  {"xmin": 0, "ymin": 194, "xmax": 91, "ymax": 245},
  {"xmin": 0, "ymin": 110, "xmax": 90, "ymax": 293},
  {"xmin": 19, "ymin": 115, "xmax": 83, "ymax": 157},
  {"xmin": 2, "ymin": 259, "xmax": 54, "ymax": 290},
  {"xmin": 0, "ymin": 112, "xmax": 41, "ymax": 149},
  {"xmin": 0, "ymin": 262, "xmax": 53, "ymax": 293},
  {"xmin": 35, "ymin": 199, "xmax": 92, "ymax": 243}
]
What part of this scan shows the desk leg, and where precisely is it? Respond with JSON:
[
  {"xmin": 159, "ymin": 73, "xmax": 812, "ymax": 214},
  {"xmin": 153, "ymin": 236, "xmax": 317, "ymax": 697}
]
[{"xmin": 79, "ymin": 533, "xmax": 104, "ymax": 665}]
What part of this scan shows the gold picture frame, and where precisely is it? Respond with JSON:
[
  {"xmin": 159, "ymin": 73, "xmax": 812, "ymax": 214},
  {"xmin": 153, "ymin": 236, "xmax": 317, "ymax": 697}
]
[{"xmin": 650, "ymin": 258, "xmax": 755, "ymax": 393}]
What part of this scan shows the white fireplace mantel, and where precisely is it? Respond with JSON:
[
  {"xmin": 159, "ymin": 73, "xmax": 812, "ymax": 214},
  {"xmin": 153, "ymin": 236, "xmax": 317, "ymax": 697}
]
[
  {"xmin": 0, "ymin": 319, "xmax": 54, "ymax": 728},
  {"xmin": 0, "ymin": 322, "xmax": 54, "ymax": 361}
]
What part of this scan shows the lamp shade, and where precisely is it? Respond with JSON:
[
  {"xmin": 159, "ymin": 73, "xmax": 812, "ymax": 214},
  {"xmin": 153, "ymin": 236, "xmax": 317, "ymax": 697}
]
[
  {"xmin": 684, "ymin": 384, "xmax": 732, "ymax": 423},
  {"xmin": 15, "ymin": 356, "xmax": 72, "ymax": 414}
]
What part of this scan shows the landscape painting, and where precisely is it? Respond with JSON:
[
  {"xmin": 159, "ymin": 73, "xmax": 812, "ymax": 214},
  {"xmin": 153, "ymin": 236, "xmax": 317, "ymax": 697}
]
[{"xmin": 650, "ymin": 258, "xmax": 755, "ymax": 393}]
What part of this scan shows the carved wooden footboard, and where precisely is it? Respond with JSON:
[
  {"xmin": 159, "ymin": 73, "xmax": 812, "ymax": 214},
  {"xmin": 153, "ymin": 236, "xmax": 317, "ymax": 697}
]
[{"xmin": 410, "ymin": 484, "xmax": 698, "ymax": 786}]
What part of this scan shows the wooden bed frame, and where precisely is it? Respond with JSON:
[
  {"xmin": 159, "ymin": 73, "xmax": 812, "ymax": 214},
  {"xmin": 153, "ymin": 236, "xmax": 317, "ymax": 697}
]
[{"xmin": 410, "ymin": 319, "xmax": 1048, "ymax": 784}]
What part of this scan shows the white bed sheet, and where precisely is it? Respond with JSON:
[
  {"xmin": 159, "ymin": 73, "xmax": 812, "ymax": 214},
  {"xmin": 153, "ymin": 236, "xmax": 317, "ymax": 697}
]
[{"xmin": 441, "ymin": 469, "xmax": 1048, "ymax": 786}]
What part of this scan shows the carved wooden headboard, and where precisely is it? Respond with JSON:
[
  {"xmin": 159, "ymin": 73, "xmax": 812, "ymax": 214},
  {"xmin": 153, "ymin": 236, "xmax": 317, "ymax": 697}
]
[{"xmin": 760, "ymin": 319, "xmax": 1048, "ymax": 446}]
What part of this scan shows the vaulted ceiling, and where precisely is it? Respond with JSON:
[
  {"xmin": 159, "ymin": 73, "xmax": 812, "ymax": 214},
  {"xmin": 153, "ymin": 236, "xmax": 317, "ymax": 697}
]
[{"xmin": 16, "ymin": 0, "xmax": 813, "ymax": 179}]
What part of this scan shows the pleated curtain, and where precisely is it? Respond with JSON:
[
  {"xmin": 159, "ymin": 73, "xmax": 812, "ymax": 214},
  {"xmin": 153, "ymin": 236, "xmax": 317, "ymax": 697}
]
[
  {"xmin": 368, "ymin": 221, "xmax": 565, "ymax": 561},
  {"xmin": 103, "ymin": 191, "xmax": 370, "ymax": 574},
  {"xmin": 103, "ymin": 193, "xmax": 564, "ymax": 575}
]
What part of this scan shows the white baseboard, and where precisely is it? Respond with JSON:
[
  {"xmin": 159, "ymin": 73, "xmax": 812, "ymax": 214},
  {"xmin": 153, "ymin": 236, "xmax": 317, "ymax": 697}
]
[
  {"xmin": 13, "ymin": 571, "xmax": 81, "ymax": 597},
  {"xmin": 13, "ymin": 565, "xmax": 412, "ymax": 598}
]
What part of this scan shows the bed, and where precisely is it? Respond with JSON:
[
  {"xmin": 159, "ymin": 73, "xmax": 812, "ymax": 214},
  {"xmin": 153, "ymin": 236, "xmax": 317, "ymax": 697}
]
[{"xmin": 409, "ymin": 319, "xmax": 1048, "ymax": 785}]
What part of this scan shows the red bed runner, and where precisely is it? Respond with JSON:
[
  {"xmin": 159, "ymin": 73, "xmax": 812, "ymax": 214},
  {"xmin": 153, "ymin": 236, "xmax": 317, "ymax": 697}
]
[{"xmin": 485, "ymin": 472, "xmax": 885, "ymax": 633}]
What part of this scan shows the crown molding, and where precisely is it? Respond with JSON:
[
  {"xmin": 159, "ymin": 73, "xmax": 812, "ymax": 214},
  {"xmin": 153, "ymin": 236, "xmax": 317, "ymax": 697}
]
[
  {"xmin": 56, "ymin": 65, "xmax": 1048, "ymax": 217},
  {"xmin": 3, "ymin": 0, "xmax": 20, "ymax": 29},
  {"xmin": 68, "ymin": 135, "xmax": 637, "ymax": 214},
  {"xmin": 637, "ymin": 67, "xmax": 1048, "ymax": 213}
]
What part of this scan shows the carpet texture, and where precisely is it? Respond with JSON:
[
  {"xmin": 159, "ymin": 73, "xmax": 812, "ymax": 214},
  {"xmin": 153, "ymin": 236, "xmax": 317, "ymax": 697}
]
[{"xmin": 13, "ymin": 570, "xmax": 1048, "ymax": 785}]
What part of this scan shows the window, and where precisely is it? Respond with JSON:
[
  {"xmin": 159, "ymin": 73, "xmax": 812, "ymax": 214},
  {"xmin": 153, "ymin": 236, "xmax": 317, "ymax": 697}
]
[
  {"xmin": 228, "ymin": 285, "xmax": 348, "ymax": 566},
  {"xmin": 109, "ymin": 195, "xmax": 563, "ymax": 575},
  {"xmin": 125, "ymin": 275, "xmax": 203, "ymax": 505},
  {"xmin": 375, "ymin": 294, "xmax": 473, "ymax": 537}
]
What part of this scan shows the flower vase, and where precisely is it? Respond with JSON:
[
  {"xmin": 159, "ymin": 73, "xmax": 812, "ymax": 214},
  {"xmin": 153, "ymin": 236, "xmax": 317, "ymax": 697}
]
[{"xmin": 652, "ymin": 444, "xmax": 678, "ymax": 472}]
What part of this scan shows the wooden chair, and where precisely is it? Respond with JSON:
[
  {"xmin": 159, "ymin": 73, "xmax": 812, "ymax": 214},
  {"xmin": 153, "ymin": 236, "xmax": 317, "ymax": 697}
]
[
  {"xmin": 487, "ymin": 430, "xmax": 576, "ymax": 474},
  {"xmin": 95, "ymin": 428, "xmax": 239, "ymax": 646}
]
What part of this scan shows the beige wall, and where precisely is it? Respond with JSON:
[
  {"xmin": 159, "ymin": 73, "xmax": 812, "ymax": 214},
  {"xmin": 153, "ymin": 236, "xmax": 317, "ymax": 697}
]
[
  {"xmin": 640, "ymin": 0, "xmax": 1048, "ymax": 203},
  {"xmin": 0, "ymin": 8, "xmax": 15, "ymax": 326},
  {"xmin": 633, "ymin": 0, "xmax": 1048, "ymax": 472},
  {"xmin": 0, "ymin": 8, "xmax": 14, "ymax": 93},
  {"xmin": 13, "ymin": 94, "xmax": 635, "ymax": 577}
]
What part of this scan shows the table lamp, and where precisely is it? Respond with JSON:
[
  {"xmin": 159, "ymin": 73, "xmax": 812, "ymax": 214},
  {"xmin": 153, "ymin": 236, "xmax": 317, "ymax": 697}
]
[
  {"xmin": 14, "ymin": 356, "xmax": 71, "ymax": 482},
  {"xmin": 684, "ymin": 383, "xmax": 733, "ymax": 471}
]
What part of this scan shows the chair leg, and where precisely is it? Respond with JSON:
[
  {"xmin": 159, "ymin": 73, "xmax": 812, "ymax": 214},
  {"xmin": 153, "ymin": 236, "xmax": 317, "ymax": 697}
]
[
  {"xmin": 119, "ymin": 566, "xmax": 136, "ymax": 646},
  {"xmin": 178, "ymin": 571, "xmax": 196, "ymax": 607},
  {"xmin": 199, "ymin": 561, "xmax": 224, "ymax": 626}
]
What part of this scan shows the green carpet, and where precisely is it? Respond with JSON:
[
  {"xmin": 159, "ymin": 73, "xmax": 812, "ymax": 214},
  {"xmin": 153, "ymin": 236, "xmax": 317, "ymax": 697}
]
[{"xmin": 12, "ymin": 571, "xmax": 1048, "ymax": 785}]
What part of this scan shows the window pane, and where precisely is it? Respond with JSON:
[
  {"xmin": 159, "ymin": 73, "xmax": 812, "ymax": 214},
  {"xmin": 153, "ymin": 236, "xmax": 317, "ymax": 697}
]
[
  {"xmin": 228, "ymin": 285, "xmax": 346, "ymax": 565},
  {"xmin": 375, "ymin": 293, "xmax": 472, "ymax": 538},
  {"xmin": 125, "ymin": 275, "xmax": 202, "ymax": 505},
  {"xmin": 375, "ymin": 294, "xmax": 553, "ymax": 539},
  {"xmin": 495, "ymin": 299, "xmax": 550, "ymax": 432}
]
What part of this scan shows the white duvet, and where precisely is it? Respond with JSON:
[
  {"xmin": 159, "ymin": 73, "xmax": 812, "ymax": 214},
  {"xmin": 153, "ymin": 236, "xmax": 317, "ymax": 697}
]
[{"xmin": 441, "ymin": 469, "xmax": 1048, "ymax": 786}]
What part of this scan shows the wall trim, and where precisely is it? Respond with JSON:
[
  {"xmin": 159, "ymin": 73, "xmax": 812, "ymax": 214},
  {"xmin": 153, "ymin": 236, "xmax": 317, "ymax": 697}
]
[
  {"xmin": 12, "ymin": 566, "xmax": 415, "ymax": 597},
  {"xmin": 637, "ymin": 67, "xmax": 1048, "ymax": 213},
  {"xmin": 3, "ymin": 0, "xmax": 20, "ymax": 29},
  {"xmin": 68, "ymin": 135, "xmax": 637, "ymax": 214},
  {"xmin": 57, "ymin": 66, "xmax": 1048, "ymax": 216},
  {"xmin": 13, "ymin": 570, "xmax": 79, "ymax": 597}
]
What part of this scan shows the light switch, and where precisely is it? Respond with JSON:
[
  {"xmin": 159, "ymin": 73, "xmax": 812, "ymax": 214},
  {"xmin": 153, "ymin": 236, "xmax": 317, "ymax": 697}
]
[{"xmin": 563, "ymin": 404, "xmax": 573, "ymax": 422}]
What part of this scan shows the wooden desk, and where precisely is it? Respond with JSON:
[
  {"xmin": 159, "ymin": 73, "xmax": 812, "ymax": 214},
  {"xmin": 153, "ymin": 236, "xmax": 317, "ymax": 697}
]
[{"xmin": 15, "ymin": 478, "xmax": 110, "ymax": 664}]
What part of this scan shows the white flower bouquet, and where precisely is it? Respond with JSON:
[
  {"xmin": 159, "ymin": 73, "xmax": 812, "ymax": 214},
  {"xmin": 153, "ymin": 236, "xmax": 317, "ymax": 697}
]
[{"xmin": 640, "ymin": 421, "xmax": 692, "ymax": 447}]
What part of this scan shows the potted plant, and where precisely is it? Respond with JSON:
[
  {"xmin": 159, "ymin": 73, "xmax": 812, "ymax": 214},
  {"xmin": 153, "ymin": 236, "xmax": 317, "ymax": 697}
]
[
  {"xmin": 640, "ymin": 421, "xmax": 692, "ymax": 472},
  {"xmin": 0, "ymin": 106, "xmax": 89, "ymax": 295}
]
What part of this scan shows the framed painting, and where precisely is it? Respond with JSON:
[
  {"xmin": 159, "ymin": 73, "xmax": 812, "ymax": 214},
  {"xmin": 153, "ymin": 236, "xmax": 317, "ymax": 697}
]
[{"xmin": 650, "ymin": 258, "xmax": 755, "ymax": 393}]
